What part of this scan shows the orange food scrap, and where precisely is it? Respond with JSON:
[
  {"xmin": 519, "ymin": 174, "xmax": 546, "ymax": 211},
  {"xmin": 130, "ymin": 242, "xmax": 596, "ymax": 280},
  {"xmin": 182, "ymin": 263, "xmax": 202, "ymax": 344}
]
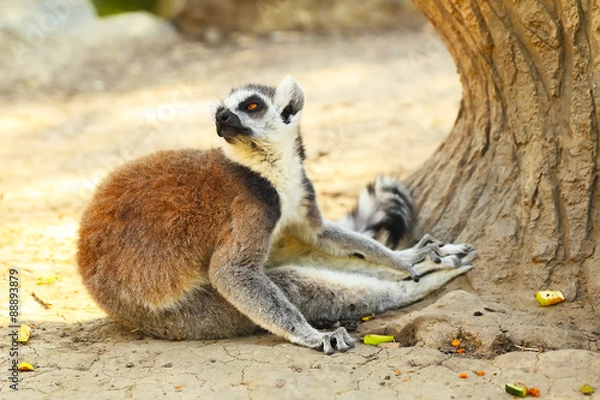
[
  {"xmin": 476, "ymin": 371, "xmax": 485, "ymax": 377},
  {"xmin": 395, "ymin": 370, "xmax": 402, "ymax": 376},
  {"xmin": 457, "ymin": 348, "xmax": 464, "ymax": 354},
  {"xmin": 528, "ymin": 387, "xmax": 540, "ymax": 397},
  {"xmin": 459, "ymin": 373, "xmax": 468, "ymax": 379},
  {"xmin": 451, "ymin": 339, "xmax": 461, "ymax": 347}
]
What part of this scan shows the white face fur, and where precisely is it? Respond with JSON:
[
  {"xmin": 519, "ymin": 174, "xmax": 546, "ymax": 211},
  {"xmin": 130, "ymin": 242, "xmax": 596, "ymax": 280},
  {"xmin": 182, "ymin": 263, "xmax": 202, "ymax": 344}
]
[
  {"xmin": 215, "ymin": 75, "xmax": 305, "ymax": 146},
  {"xmin": 214, "ymin": 76, "xmax": 310, "ymax": 237}
]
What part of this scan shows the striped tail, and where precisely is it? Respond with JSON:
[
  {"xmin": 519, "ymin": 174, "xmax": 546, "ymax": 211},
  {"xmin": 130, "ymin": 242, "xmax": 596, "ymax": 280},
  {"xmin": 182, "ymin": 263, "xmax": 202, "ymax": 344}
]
[{"xmin": 337, "ymin": 176, "xmax": 414, "ymax": 249}]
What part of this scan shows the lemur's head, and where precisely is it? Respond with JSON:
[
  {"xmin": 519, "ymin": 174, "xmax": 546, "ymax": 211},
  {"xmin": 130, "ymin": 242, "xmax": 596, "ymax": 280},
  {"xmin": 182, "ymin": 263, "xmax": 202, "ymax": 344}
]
[{"xmin": 215, "ymin": 75, "xmax": 304, "ymax": 145}]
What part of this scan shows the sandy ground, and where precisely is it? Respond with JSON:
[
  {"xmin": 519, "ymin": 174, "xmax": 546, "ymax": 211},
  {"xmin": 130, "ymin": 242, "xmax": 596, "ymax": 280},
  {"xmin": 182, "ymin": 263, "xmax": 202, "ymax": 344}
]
[{"xmin": 1, "ymin": 30, "xmax": 598, "ymax": 399}]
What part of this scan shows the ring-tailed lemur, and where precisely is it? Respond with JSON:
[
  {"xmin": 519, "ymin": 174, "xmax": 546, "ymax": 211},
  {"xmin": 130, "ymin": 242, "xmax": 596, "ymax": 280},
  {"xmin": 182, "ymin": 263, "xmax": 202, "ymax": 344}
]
[{"xmin": 77, "ymin": 76, "xmax": 477, "ymax": 354}]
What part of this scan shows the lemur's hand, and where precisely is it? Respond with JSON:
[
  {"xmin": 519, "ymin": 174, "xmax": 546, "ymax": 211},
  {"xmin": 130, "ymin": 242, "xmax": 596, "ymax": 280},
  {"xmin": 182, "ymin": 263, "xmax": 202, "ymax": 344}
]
[
  {"xmin": 296, "ymin": 327, "xmax": 355, "ymax": 354},
  {"xmin": 317, "ymin": 327, "xmax": 355, "ymax": 354}
]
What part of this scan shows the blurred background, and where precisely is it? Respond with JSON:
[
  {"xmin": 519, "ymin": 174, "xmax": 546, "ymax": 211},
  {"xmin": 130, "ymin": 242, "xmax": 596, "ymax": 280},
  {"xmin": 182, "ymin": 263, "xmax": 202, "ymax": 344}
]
[
  {"xmin": 1, "ymin": 0, "xmax": 429, "ymax": 96},
  {"xmin": 91, "ymin": 0, "xmax": 425, "ymax": 34}
]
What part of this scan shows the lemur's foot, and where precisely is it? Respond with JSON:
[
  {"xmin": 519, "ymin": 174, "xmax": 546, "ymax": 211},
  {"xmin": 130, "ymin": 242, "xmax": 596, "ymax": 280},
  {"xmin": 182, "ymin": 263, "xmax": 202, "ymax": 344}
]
[
  {"xmin": 394, "ymin": 234, "xmax": 478, "ymax": 279},
  {"xmin": 438, "ymin": 243, "xmax": 478, "ymax": 267},
  {"xmin": 416, "ymin": 234, "xmax": 477, "ymax": 265}
]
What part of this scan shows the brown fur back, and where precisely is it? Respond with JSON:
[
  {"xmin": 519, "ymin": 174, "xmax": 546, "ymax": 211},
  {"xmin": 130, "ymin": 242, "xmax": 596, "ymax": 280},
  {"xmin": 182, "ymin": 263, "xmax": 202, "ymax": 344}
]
[{"xmin": 77, "ymin": 148, "xmax": 280, "ymax": 320}]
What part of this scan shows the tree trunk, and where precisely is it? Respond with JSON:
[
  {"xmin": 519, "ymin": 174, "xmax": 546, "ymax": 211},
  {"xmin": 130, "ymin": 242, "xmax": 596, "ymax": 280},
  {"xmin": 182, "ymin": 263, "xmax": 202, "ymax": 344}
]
[{"xmin": 407, "ymin": 0, "xmax": 600, "ymax": 311}]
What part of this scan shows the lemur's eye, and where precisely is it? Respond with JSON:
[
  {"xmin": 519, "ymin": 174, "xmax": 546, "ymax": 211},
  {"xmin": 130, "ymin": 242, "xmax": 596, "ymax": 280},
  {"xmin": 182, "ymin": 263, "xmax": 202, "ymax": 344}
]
[{"xmin": 246, "ymin": 103, "xmax": 259, "ymax": 111}]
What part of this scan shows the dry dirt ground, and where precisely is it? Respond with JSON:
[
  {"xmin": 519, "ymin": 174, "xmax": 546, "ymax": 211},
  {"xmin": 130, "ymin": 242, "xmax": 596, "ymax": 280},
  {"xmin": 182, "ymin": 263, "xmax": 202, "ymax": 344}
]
[{"xmin": 1, "ymin": 26, "xmax": 599, "ymax": 399}]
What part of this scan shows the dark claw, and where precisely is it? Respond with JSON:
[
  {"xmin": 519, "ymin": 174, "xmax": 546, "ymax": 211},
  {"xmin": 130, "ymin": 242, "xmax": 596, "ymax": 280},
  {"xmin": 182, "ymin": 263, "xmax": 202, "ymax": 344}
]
[{"xmin": 405, "ymin": 265, "xmax": 421, "ymax": 282}]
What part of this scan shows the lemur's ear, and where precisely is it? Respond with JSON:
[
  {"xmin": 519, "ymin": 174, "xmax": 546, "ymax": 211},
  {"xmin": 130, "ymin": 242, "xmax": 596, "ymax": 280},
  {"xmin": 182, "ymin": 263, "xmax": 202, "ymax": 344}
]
[{"xmin": 275, "ymin": 75, "xmax": 305, "ymax": 124}]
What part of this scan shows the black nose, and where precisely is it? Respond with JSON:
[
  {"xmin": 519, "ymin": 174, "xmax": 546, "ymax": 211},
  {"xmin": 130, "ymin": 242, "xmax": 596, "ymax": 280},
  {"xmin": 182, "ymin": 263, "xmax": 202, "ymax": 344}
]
[
  {"xmin": 215, "ymin": 108, "xmax": 251, "ymax": 138},
  {"xmin": 218, "ymin": 109, "xmax": 231, "ymax": 123}
]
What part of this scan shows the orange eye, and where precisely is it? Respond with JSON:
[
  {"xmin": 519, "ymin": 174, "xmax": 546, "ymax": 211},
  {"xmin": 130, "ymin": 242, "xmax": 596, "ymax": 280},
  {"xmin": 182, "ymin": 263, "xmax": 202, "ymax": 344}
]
[{"xmin": 246, "ymin": 103, "xmax": 259, "ymax": 111}]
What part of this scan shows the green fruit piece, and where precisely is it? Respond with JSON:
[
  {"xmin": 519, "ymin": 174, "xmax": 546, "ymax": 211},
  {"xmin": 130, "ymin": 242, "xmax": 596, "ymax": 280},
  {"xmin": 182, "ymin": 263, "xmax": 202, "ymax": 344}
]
[
  {"xmin": 363, "ymin": 334, "xmax": 395, "ymax": 346},
  {"xmin": 505, "ymin": 383, "xmax": 528, "ymax": 398},
  {"xmin": 581, "ymin": 384, "xmax": 595, "ymax": 395}
]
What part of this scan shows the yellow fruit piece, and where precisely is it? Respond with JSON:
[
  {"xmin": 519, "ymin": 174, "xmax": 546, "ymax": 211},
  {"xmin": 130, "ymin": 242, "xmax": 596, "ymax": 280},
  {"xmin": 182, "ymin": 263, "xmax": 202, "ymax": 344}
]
[
  {"xmin": 535, "ymin": 290, "xmax": 565, "ymax": 306},
  {"xmin": 17, "ymin": 362, "xmax": 34, "ymax": 371},
  {"xmin": 363, "ymin": 334, "xmax": 395, "ymax": 346},
  {"xmin": 37, "ymin": 275, "xmax": 59, "ymax": 285},
  {"xmin": 581, "ymin": 384, "xmax": 595, "ymax": 395},
  {"xmin": 17, "ymin": 324, "xmax": 31, "ymax": 343}
]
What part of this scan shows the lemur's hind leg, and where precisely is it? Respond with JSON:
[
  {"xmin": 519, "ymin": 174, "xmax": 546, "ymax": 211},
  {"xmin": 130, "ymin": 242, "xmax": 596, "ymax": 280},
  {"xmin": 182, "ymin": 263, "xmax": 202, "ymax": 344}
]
[
  {"xmin": 125, "ymin": 286, "xmax": 262, "ymax": 341},
  {"xmin": 267, "ymin": 262, "xmax": 473, "ymax": 323}
]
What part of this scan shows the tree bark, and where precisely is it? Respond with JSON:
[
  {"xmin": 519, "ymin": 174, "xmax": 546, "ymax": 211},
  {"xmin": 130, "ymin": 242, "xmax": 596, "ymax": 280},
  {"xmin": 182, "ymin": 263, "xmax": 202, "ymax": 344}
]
[{"xmin": 407, "ymin": 0, "xmax": 600, "ymax": 311}]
